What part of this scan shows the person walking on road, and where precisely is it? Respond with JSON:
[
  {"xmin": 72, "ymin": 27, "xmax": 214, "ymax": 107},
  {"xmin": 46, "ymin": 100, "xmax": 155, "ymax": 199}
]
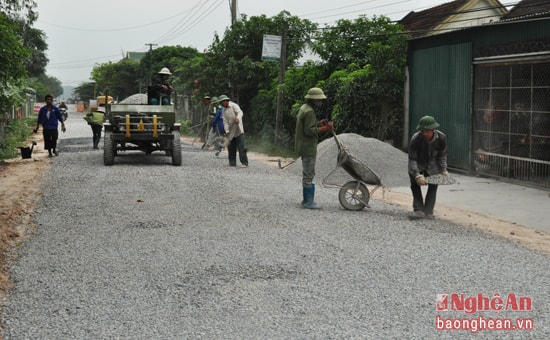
[
  {"xmin": 294, "ymin": 87, "xmax": 334, "ymax": 209},
  {"xmin": 84, "ymin": 109, "xmax": 105, "ymax": 149},
  {"xmin": 34, "ymin": 94, "xmax": 66, "ymax": 157},
  {"xmin": 219, "ymin": 95, "xmax": 248, "ymax": 167},
  {"xmin": 407, "ymin": 115, "xmax": 448, "ymax": 220}
]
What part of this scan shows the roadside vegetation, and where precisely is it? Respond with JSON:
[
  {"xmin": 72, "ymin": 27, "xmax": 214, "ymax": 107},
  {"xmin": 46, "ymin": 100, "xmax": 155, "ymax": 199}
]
[
  {"xmin": 2, "ymin": 0, "xmax": 410, "ymax": 157},
  {"xmin": 0, "ymin": 118, "xmax": 33, "ymax": 161}
]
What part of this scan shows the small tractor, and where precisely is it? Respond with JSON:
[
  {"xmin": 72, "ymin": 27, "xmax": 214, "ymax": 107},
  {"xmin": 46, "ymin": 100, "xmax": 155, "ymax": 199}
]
[{"xmin": 103, "ymin": 103, "xmax": 182, "ymax": 166}]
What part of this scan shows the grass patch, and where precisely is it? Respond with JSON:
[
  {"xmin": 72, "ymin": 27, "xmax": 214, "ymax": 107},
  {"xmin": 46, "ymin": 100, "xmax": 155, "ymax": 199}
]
[{"xmin": 0, "ymin": 118, "xmax": 34, "ymax": 161}]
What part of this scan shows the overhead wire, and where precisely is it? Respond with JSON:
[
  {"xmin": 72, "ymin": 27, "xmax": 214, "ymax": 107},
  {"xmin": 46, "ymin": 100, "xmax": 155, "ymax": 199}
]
[
  {"xmin": 43, "ymin": 0, "xmax": 527, "ymax": 83},
  {"xmin": 152, "ymin": 0, "xmax": 225, "ymax": 45}
]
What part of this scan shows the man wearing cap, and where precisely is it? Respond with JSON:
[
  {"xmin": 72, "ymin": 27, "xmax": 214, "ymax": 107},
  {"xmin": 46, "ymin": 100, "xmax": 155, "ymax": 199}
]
[
  {"xmin": 219, "ymin": 95, "xmax": 248, "ymax": 167},
  {"xmin": 407, "ymin": 115, "xmax": 448, "ymax": 220},
  {"xmin": 149, "ymin": 67, "xmax": 173, "ymax": 105},
  {"xmin": 294, "ymin": 87, "xmax": 334, "ymax": 209}
]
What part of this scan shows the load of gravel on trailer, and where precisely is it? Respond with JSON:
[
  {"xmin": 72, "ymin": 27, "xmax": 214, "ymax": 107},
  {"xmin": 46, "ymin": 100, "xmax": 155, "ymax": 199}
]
[
  {"xmin": 285, "ymin": 133, "xmax": 410, "ymax": 188},
  {"xmin": 118, "ymin": 93, "xmax": 148, "ymax": 104}
]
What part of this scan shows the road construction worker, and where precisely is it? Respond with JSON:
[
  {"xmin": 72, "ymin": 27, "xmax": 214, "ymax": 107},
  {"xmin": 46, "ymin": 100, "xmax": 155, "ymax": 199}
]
[
  {"xmin": 407, "ymin": 115, "xmax": 448, "ymax": 220},
  {"xmin": 84, "ymin": 109, "xmax": 105, "ymax": 149},
  {"xmin": 220, "ymin": 95, "xmax": 248, "ymax": 167},
  {"xmin": 294, "ymin": 87, "xmax": 334, "ymax": 209},
  {"xmin": 149, "ymin": 67, "xmax": 173, "ymax": 105}
]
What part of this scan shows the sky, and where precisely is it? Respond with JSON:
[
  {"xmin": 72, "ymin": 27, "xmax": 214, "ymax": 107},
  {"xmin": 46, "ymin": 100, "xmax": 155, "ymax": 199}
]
[{"xmin": 33, "ymin": 0, "xmax": 466, "ymax": 87}]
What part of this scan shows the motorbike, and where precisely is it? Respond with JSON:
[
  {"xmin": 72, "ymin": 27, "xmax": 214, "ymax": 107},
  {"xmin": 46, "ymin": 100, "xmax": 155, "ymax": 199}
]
[{"xmin": 59, "ymin": 107, "xmax": 68, "ymax": 120}]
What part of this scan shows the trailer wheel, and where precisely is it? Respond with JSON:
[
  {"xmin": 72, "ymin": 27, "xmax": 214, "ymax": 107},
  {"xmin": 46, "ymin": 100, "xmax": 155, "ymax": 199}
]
[
  {"xmin": 338, "ymin": 181, "xmax": 369, "ymax": 211},
  {"xmin": 171, "ymin": 131, "xmax": 182, "ymax": 166},
  {"xmin": 104, "ymin": 132, "xmax": 115, "ymax": 165}
]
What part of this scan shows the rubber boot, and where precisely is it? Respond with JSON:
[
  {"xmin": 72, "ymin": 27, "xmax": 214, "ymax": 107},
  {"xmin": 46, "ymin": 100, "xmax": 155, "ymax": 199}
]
[{"xmin": 303, "ymin": 184, "xmax": 321, "ymax": 209}]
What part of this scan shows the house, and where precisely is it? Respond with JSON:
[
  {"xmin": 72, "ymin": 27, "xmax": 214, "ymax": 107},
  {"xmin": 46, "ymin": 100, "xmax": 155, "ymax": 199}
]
[
  {"xmin": 125, "ymin": 51, "xmax": 147, "ymax": 62},
  {"xmin": 401, "ymin": 0, "xmax": 550, "ymax": 189},
  {"xmin": 400, "ymin": 0, "xmax": 507, "ymax": 38}
]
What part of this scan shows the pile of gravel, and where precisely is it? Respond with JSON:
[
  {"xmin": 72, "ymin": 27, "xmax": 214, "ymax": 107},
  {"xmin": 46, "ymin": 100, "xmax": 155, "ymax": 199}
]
[
  {"xmin": 118, "ymin": 93, "xmax": 148, "ymax": 104},
  {"xmin": 285, "ymin": 133, "xmax": 410, "ymax": 188}
]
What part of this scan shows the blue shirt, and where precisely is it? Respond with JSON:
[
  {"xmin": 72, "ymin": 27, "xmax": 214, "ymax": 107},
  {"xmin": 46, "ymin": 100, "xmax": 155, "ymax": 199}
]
[
  {"xmin": 37, "ymin": 105, "xmax": 64, "ymax": 130},
  {"xmin": 211, "ymin": 107, "xmax": 225, "ymax": 135}
]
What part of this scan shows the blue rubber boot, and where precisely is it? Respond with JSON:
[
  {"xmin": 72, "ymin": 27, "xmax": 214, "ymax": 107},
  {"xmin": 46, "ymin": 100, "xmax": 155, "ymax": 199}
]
[{"xmin": 303, "ymin": 184, "xmax": 321, "ymax": 209}]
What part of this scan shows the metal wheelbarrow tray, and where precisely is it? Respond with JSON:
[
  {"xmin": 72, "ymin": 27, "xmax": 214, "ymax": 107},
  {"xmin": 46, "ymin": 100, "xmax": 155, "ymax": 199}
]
[{"xmin": 322, "ymin": 133, "xmax": 382, "ymax": 210}]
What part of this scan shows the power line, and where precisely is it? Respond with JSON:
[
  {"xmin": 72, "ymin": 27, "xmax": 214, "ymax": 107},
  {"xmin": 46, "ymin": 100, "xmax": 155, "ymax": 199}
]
[{"xmin": 153, "ymin": 0, "xmax": 225, "ymax": 45}]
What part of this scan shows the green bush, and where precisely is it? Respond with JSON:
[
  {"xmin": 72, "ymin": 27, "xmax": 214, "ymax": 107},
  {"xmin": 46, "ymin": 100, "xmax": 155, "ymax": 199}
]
[{"xmin": 0, "ymin": 118, "xmax": 34, "ymax": 160}]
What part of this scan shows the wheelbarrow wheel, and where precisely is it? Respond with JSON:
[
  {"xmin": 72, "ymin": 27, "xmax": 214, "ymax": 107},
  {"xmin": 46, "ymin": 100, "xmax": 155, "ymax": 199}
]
[{"xmin": 338, "ymin": 181, "xmax": 369, "ymax": 211}]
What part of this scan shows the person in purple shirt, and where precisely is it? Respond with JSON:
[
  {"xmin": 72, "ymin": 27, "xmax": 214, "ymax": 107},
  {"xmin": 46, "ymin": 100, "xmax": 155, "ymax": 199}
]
[{"xmin": 34, "ymin": 94, "xmax": 66, "ymax": 157}]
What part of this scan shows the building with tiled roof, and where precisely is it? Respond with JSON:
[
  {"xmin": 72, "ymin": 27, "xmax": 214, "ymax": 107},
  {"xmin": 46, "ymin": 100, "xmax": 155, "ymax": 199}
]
[
  {"xmin": 501, "ymin": 0, "xmax": 550, "ymax": 20},
  {"xmin": 125, "ymin": 51, "xmax": 147, "ymax": 62},
  {"xmin": 400, "ymin": 0, "xmax": 507, "ymax": 38}
]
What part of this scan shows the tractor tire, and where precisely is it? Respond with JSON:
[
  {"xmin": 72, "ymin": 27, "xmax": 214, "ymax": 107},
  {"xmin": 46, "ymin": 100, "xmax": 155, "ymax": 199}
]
[
  {"xmin": 103, "ymin": 132, "xmax": 115, "ymax": 166},
  {"xmin": 171, "ymin": 131, "xmax": 182, "ymax": 166}
]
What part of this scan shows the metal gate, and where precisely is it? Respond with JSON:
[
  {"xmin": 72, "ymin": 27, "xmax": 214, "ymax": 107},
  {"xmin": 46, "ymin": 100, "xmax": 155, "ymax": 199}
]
[{"xmin": 472, "ymin": 58, "xmax": 550, "ymax": 189}]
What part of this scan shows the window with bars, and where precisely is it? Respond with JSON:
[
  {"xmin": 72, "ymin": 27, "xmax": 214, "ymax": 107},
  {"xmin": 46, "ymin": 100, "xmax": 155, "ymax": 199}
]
[{"xmin": 473, "ymin": 61, "xmax": 550, "ymax": 188}]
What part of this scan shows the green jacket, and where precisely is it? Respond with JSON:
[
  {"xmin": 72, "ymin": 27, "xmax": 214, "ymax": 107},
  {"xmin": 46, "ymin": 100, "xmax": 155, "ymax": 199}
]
[{"xmin": 294, "ymin": 102, "xmax": 320, "ymax": 157}]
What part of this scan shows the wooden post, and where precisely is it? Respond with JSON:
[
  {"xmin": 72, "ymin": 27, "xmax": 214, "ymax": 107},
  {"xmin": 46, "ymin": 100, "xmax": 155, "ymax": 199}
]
[{"xmin": 274, "ymin": 23, "xmax": 288, "ymax": 146}]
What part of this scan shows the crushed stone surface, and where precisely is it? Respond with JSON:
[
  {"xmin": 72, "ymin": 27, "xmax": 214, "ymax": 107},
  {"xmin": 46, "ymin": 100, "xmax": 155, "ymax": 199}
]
[
  {"xmin": 285, "ymin": 133, "xmax": 410, "ymax": 188},
  {"xmin": 2, "ymin": 120, "xmax": 549, "ymax": 339},
  {"xmin": 118, "ymin": 93, "xmax": 148, "ymax": 104}
]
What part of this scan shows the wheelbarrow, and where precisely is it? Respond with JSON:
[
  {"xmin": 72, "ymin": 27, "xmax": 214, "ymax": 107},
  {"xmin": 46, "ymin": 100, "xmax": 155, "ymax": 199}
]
[
  {"xmin": 18, "ymin": 141, "xmax": 37, "ymax": 159},
  {"xmin": 322, "ymin": 133, "xmax": 382, "ymax": 210}
]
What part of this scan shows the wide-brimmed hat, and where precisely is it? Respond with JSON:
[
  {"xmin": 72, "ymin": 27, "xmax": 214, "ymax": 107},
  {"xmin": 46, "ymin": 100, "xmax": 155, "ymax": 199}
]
[
  {"xmin": 202, "ymin": 95, "xmax": 211, "ymax": 101},
  {"xmin": 218, "ymin": 95, "xmax": 230, "ymax": 102},
  {"xmin": 211, "ymin": 96, "xmax": 219, "ymax": 103},
  {"xmin": 416, "ymin": 115, "xmax": 440, "ymax": 130},
  {"xmin": 158, "ymin": 67, "xmax": 172, "ymax": 75},
  {"xmin": 304, "ymin": 87, "xmax": 326, "ymax": 100}
]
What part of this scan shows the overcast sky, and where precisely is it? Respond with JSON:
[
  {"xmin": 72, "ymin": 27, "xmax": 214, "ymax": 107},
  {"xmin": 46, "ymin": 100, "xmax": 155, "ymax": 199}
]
[{"xmin": 34, "ymin": 0, "xmax": 468, "ymax": 86}]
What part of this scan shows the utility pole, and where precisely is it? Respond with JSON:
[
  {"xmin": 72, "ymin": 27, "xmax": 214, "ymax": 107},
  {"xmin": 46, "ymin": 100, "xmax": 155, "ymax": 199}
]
[
  {"xmin": 274, "ymin": 23, "xmax": 288, "ymax": 147},
  {"xmin": 145, "ymin": 43, "xmax": 157, "ymax": 84},
  {"xmin": 231, "ymin": 0, "xmax": 237, "ymax": 25}
]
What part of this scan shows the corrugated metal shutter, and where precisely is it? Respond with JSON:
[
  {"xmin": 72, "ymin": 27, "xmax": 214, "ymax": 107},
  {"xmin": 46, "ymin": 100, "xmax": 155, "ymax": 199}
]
[{"xmin": 409, "ymin": 42, "xmax": 472, "ymax": 170}]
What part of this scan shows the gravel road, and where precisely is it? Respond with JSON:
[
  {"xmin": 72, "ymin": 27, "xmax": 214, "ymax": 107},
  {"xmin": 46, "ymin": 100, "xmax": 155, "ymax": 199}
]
[{"xmin": 2, "ymin": 112, "xmax": 549, "ymax": 339}]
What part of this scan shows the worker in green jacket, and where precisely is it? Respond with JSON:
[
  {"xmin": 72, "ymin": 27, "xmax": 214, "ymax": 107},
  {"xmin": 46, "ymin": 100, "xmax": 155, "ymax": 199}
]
[{"xmin": 294, "ymin": 87, "xmax": 334, "ymax": 209}]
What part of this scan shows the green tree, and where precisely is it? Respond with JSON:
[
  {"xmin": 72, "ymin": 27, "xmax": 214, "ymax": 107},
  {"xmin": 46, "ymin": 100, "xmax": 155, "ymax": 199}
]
[
  {"xmin": 0, "ymin": 13, "xmax": 28, "ymax": 89},
  {"xmin": 138, "ymin": 45, "xmax": 200, "ymax": 87},
  {"xmin": 73, "ymin": 82, "xmax": 98, "ymax": 103},
  {"xmin": 31, "ymin": 74, "xmax": 62, "ymax": 100},
  {"xmin": 206, "ymin": 11, "xmax": 317, "ymax": 113},
  {"xmin": 0, "ymin": 0, "xmax": 37, "ymax": 24},
  {"xmin": 90, "ymin": 59, "xmax": 141, "ymax": 101},
  {"xmin": 311, "ymin": 16, "xmax": 409, "ymax": 146}
]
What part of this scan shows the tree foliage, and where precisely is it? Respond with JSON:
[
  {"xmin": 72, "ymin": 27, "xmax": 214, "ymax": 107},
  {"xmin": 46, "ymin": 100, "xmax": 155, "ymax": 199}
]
[
  {"xmin": 31, "ymin": 74, "xmax": 63, "ymax": 100},
  {"xmin": 206, "ymin": 11, "xmax": 317, "ymax": 110},
  {"xmin": 308, "ymin": 15, "xmax": 408, "ymax": 146},
  {"xmin": 90, "ymin": 59, "xmax": 141, "ymax": 101},
  {"xmin": 0, "ymin": 0, "xmax": 37, "ymax": 24},
  {"xmin": 9, "ymin": 6, "xmax": 409, "ymax": 152},
  {"xmin": 0, "ymin": 13, "xmax": 28, "ymax": 88},
  {"xmin": 139, "ymin": 45, "xmax": 200, "ymax": 86}
]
